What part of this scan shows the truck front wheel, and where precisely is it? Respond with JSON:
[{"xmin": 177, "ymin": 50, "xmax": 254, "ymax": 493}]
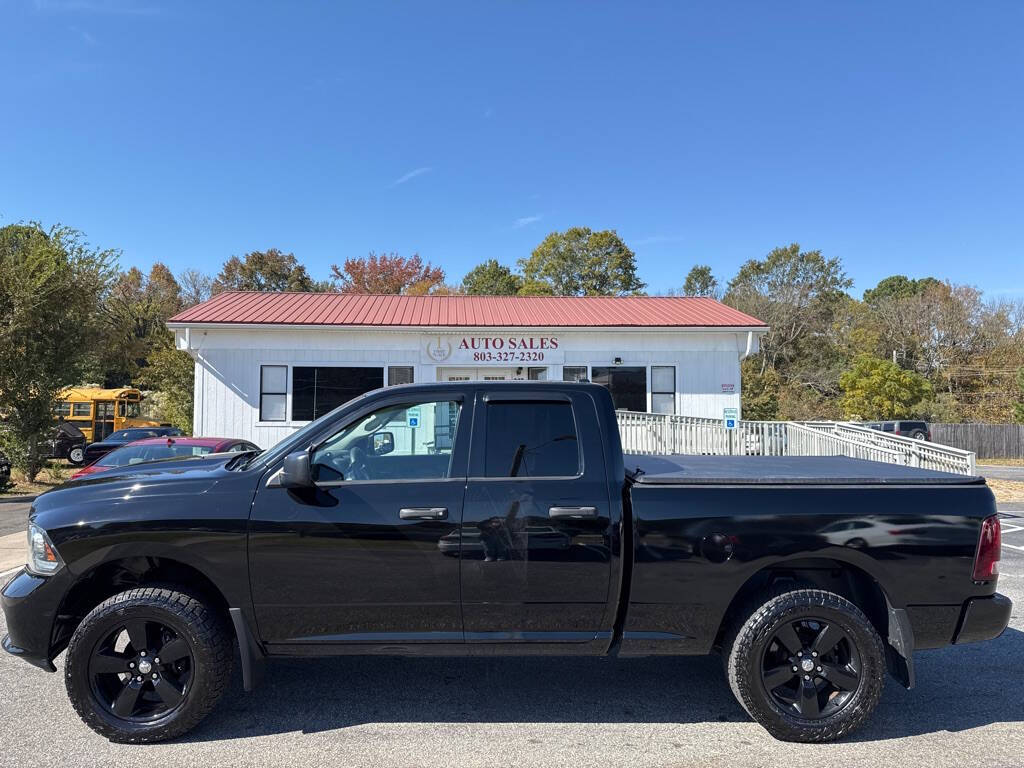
[
  {"xmin": 64, "ymin": 587, "xmax": 232, "ymax": 743},
  {"xmin": 724, "ymin": 587, "xmax": 886, "ymax": 742}
]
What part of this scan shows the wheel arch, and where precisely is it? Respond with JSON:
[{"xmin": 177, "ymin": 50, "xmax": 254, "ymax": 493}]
[
  {"xmin": 52, "ymin": 555, "xmax": 233, "ymax": 658},
  {"xmin": 713, "ymin": 556, "xmax": 893, "ymax": 653}
]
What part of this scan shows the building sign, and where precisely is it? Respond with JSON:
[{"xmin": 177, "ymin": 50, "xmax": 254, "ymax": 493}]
[
  {"xmin": 422, "ymin": 334, "xmax": 564, "ymax": 365},
  {"xmin": 721, "ymin": 383, "xmax": 735, "ymax": 393}
]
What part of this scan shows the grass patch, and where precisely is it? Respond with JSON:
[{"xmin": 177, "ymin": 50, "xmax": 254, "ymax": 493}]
[
  {"xmin": 1, "ymin": 461, "xmax": 71, "ymax": 496},
  {"xmin": 977, "ymin": 458, "xmax": 1024, "ymax": 467},
  {"xmin": 986, "ymin": 478, "xmax": 1024, "ymax": 503}
]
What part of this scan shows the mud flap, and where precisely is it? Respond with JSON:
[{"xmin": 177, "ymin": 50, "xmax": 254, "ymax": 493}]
[
  {"xmin": 885, "ymin": 598, "xmax": 915, "ymax": 689},
  {"xmin": 229, "ymin": 607, "xmax": 266, "ymax": 692}
]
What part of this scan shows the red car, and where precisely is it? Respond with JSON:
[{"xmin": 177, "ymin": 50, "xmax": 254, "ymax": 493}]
[{"xmin": 70, "ymin": 436, "xmax": 260, "ymax": 479}]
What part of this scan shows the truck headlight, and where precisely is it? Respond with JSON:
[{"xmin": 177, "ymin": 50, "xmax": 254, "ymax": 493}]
[{"xmin": 26, "ymin": 523, "xmax": 64, "ymax": 576}]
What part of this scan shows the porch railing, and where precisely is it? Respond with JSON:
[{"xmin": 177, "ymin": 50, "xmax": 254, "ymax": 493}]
[{"xmin": 614, "ymin": 411, "xmax": 976, "ymax": 476}]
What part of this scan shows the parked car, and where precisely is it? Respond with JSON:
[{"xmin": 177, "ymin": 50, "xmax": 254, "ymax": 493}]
[
  {"xmin": 0, "ymin": 450, "xmax": 10, "ymax": 487},
  {"xmin": 1, "ymin": 382, "xmax": 1009, "ymax": 744},
  {"xmin": 80, "ymin": 426, "xmax": 184, "ymax": 466},
  {"xmin": 72, "ymin": 437, "xmax": 261, "ymax": 479},
  {"xmin": 49, "ymin": 422, "xmax": 88, "ymax": 466},
  {"xmin": 863, "ymin": 420, "xmax": 931, "ymax": 440}
]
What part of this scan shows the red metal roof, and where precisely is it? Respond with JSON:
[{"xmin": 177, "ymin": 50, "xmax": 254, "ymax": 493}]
[{"xmin": 168, "ymin": 292, "xmax": 766, "ymax": 328}]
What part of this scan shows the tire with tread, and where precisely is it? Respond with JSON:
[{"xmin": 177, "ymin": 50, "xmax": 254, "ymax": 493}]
[
  {"xmin": 65, "ymin": 586, "xmax": 232, "ymax": 743},
  {"xmin": 724, "ymin": 586, "xmax": 886, "ymax": 743}
]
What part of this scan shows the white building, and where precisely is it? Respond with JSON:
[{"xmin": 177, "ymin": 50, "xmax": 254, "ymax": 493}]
[{"xmin": 167, "ymin": 292, "xmax": 767, "ymax": 447}]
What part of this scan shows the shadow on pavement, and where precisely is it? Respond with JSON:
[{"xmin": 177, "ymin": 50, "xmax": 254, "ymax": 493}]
[{"xmin": 183, "ymin": 626, "xmax": 1024, "ymax": 744}]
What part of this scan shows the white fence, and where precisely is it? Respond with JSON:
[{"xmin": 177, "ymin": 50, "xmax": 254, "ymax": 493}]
[{"xmin": 615, "ymin": 412, "xmax": 976, "ymax": 476}]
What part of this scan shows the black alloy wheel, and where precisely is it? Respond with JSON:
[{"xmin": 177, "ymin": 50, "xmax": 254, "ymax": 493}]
[
  {"xmin": 87, "ymin": 618, "xmax": 194, "ymax": 722},
  {"xmin": 759, "ymin": 617, "xmax": 861, "ymax": 720},
  {"xmin": 66, "ymin": 587, "xmax": 232, "ymax": 743},
  {"xmin": 724, "ymin": 587, "xmax": 885, "ymax": 742}
]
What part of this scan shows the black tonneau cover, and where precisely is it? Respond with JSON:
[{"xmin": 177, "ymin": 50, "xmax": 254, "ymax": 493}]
[{"xmin": 628, "ymin": 454, "xmax": 983, "ymax": 485}]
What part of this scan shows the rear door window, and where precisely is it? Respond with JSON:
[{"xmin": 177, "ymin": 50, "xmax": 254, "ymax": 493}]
[{"xmin": 483, "ymin": 401, "xmax": 581, "ymax": 477}]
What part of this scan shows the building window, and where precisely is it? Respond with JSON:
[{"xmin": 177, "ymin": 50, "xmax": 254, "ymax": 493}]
[
  {"xmin": 484, "ymin": 401, "xmax": 580, "ymax": 477},
  {"xmin": 260, "ymin": 365, "xmax": 287, "ymax": 422},
  {"xmin": 651, "ymin": 366, "xmax": 676, "ymax": 414},
  {"xmin": 292, "ymin": 366, "xmax": 384, "ymax": 421},
  {"xmin": 563, "ymin": 366, "xmax": 588, "ymax": 382},
  {"xmin": 590, "ymin": 366, "xmax": 646, "ymax": 412},
  {"xmin": 528, "ymin": 367, "xmax": 547, "ymax": 380},
  {"xmin": 388, "ymin": 366, "xmax": 414, "ymax": 386}
]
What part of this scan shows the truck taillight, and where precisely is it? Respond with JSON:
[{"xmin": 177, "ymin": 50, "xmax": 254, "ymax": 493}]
[{"xmin": 972, "ymin": 515, "xmax": 1001, "ymax": 582}]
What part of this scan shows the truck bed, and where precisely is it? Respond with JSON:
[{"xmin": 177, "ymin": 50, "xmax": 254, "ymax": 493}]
[{"xmin": 627, "ymin": 454, "xmax": 983, "ymax": 485}]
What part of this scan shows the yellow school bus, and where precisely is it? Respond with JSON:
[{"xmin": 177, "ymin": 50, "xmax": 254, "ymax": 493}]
[{"xmin": 56, "ymin": 387, "xmax": 166, "ymax": 442}]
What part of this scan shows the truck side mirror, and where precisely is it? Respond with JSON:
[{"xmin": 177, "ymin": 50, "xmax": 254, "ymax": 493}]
[
  {"xmin": 280, "ymin": 450, "xmax": 314, "ymax": 488},
  {"xmin": 371, "ymin": 431, "xmax": 395, "ymax": 456}
]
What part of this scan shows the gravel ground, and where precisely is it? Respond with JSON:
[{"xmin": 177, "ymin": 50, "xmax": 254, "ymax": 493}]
[{"xmin": 1, "ymin": 526, "xmax": 1022, "ymax": 768}]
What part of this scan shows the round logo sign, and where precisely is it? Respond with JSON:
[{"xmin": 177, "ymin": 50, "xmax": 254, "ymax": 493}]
[{"xmin": 425, "ymin": 336, "xmax": 453, "ymax": 362}]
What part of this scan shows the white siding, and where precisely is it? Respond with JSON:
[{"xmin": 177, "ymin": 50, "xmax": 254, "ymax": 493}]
[{"xmin": 176, "ymin": 327, "xmax": 758, "ymax": 449}]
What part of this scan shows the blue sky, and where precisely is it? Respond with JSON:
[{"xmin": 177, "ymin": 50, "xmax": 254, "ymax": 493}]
[{"xmin": 2, "ymin": 1, "xmax": 1022, "ymax": 298}]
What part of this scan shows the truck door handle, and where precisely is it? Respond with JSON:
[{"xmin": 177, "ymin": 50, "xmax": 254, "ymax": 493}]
[
  {"xmin": 549, "ymin": 506, "xmax": 598, "ymax": 519},
  {"xmin": 399, "ymin": 507, "xmax": 448, "ymax": 520}
]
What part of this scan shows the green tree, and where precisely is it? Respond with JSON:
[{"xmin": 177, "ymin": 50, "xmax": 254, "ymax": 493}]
[
  {"xmin": 136, "ymin": 334, "xmax": 195, "ymax": 433},
  {"xmin": 331, "ymin": 252, "xmax": 445, "ymax": 294},
  {"xmin": 461, "ymin": 259, "xmax": 522, "ymax": 295},
  {"xmin": 516, "ymin": 279, "xmax": 556, "ymax": 296},
  {"xmin": 682, "ymin": 264, "xmax": 718, "ymax": 297},
  {"xmin": 519, "ymin": 227, "xmax": 645, "ymax": 296},
  {"xmin": 92, "ymin": 263, "xmax": 184, "ymax": 386},
  {"xmin": 725, "ymin": 243, "xmax": 852, "ymax": 375},
  {"xmin": 839, "ymin": 355, "xmax": 932, "ymax": 420},
  {"xmin": 740, "ymin": 358, "xmax": 780, "ymax": 420},
  {"xmin": 862, "ymin": 274, "xmax": 942, "ymax": 305},
  {"xmin": 0, "ymin": 224, "xmax": 115, "ymax": 480},
  {"xmin": 213, "ymin": 248, "xmax": 320, "ymax": 293}
]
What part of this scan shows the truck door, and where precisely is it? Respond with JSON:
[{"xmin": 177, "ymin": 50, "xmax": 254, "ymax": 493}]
[
  {"xmin": 248, "ymin": 394, "xmax": 471, "ymax": 647},
  {"xmin": 460, "ymin": 389, "xmax": 614, "ymax": 650}
]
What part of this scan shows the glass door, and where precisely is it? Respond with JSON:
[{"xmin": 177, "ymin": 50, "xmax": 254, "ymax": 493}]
[{"xmin": 93, "ymin": 401, "xmax": 115, "ymax": 440}]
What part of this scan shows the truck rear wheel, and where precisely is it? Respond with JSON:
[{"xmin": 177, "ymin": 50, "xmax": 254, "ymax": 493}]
[
  {"xmin": 724, "ymin": 587, "xmax": 885, "ymax": 742},
  {"xmin": 65, "ymin": 587, "xmax": 232, "ymax": 743}
]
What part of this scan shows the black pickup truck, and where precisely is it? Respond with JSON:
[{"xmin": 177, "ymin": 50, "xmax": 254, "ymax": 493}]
[{"xmin": 1, "ymin": 382, "xmax": 1010, "ymax": 744}]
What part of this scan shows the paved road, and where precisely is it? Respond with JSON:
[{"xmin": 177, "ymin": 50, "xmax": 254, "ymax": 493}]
[
  {"xmin": 0, "ymin": 499, "xmax": 33, "ymax": 536},
  {"xmin": 1, "ymin": 525, "xmax": 1022, "ymax": 768},
  {"xmin": 978, "ymin": 464, "xmax": 1024, "ymax": 483}
]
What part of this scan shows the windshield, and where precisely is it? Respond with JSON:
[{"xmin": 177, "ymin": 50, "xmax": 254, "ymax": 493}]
[
  {"xmin": 108, "ymin": 429, "xmax": 157, "ymax": 442},
  {"xmin": 100, "ymin": 443, "xmax": 215, "ymax": 467}
]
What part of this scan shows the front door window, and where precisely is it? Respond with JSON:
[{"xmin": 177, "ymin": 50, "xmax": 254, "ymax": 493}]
[{"xmin": 311, "ymin": 400, "xmax": 462, "ymax": 482}]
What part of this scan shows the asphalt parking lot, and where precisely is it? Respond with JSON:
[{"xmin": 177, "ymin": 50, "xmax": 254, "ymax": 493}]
[{"xmin": 0, "ymin": 506, "xmax": 1021, "ymax": 768}]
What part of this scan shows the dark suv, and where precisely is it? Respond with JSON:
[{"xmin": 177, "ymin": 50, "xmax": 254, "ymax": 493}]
[{"xmin": 864, "ymin": 420, "xmax": 931, "ymax": 440}]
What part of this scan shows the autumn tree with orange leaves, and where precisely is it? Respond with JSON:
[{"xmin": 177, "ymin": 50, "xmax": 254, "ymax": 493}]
[{"xmin": 330, "ymin": 251, "xmax": 446, "ymax": 295}]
